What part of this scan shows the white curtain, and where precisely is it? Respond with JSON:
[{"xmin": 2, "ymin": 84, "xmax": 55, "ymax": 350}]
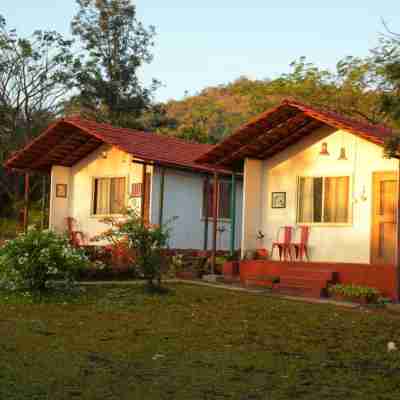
[
  {"xmin": 96, "ymin": 178, "xmax": 111, "ymax": 215},
  {"xmin": 324, "ymin": 177, "xmax": 349, "ymax": 223},
  {"xmin": 298, "ymin": 177, "xmax": 314, "ymax": 223},
  {"xmin": 110, "ymin": 178, "xmax": 126, "ymax": 214}
]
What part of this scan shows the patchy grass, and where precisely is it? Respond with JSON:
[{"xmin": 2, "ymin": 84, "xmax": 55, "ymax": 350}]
[{"xmin": 1, "ymin": 284, "xmax": 400, "ymax": 399}]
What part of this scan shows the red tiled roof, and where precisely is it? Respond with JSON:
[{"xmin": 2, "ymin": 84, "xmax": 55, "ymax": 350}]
[
  {"xmin": 197, "ymin": 99, "xmax": 394, "ymax": 168},
  {"xmin": 4, "ymin": 117, "xmax": 231, "ymax": 174}
]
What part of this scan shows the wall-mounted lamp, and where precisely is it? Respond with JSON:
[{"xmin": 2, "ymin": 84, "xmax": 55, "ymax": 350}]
[
  {"xmin": 353, "ymin": 185, "xmax": 368, "ymax": 203},
  {"xmin": 102, "ymin": 151, "xmax": 108, "ymax": 159},
  {"xmin": 338, "ymin": 147, "xmax": 348, "ymax": 161},
  {"xmin": 319, "ymin": 142, "xmax": 330, "ymax": 156}
]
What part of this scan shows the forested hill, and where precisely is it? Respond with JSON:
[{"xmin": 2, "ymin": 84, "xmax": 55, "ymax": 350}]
[{"xmin": 155, "ymin": 58, "xmax": 392, "ymax": 144}]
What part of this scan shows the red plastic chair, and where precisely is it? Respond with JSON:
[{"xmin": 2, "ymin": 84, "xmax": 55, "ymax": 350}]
[
  {"xmin": 271, "ymin": 226, "xmax": 294, "ymax": 261},
  {"xmin": 291, "ymin": 226, "xmax": 310, "ymax": 261},
  {"xmin": 66, "ymin": 217, "xmax": 86, "ymax": 247}
]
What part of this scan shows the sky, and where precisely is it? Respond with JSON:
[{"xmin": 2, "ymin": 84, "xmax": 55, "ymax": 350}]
[{"xmin": 2, "ymin": 1, "xmax": 400, "ymax": 102}]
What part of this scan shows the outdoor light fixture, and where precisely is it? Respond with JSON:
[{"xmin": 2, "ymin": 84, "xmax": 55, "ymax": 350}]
[
  {"xmin": 338, "ymin": 147, "xmax": 348, "ymax": 161},
  {"xmin": 102, "ymin": 151, "xmax": 108, "ymax": 159},
  {"xmin": 338, "ymin": 133, "xmax": 348, "ymax": 161},
  {"xmin": 319, "ymin": 142, "xmax": 329, "ymax": 156}
]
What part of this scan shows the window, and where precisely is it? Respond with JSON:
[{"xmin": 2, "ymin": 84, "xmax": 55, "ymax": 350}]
[
  {"xmin": 92, "ymin": 177, "xmax": 126, "ymax": 215},
  {"xmin": 203, "ymin": 179, "xmax": 232, "ymax": 220},
  {"xmin": 297, "ymin": 176, "xmax": 350, "ymax": 224}
]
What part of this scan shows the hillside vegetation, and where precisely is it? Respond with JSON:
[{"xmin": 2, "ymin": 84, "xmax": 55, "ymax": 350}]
[{"xmin": 156, "ymin": 57, "xmax": 393, "ymax": 144}]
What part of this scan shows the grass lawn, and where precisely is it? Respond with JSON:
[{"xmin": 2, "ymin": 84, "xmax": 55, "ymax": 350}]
[{"xmin": 1, "ymin": 284, "xmax": 400, "ymax": 399}]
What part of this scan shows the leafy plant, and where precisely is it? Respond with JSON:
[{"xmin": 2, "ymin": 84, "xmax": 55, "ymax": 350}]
[
  {"xmin": 328, "ymin": 284, "xmax": 380, "ymax": 301},
  {"xmin": 70, "ymin": 0, "xmax": 159, "ymax": 126},
  {"xmin": 0, "ymin": 227, "xmax": 88, "ymax": 292},
  {"xmin": 94, "ymin": 208, "xmax": 175, "ymax": 288}
]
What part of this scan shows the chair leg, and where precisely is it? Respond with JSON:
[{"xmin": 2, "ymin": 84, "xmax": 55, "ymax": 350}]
[
  {"xmin": 278, "ymin": 245, "xmax": 283, "ymax": 261},
  {"xmin": 296, "ymin": 245, "xmax": 302, "ymax": 261},
  {"xmin": 304, "ymin": 246, "xmax": 309, "ymax": 261},
  {"xmin": 288, "ymin": 246, "xmax": 293, "ymax": 261},
  {"xmin": 291, "ymin": 245, "xmax": 297, "ymax": 261},
  {"xmin": 283, "ymin": 245, "xmax": 291, "ymax": 261}
]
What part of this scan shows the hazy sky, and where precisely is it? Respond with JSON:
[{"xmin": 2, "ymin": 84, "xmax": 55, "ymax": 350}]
[{"xmin": 2, "ymin": 1, "xmax": 400, "ymax": 102}]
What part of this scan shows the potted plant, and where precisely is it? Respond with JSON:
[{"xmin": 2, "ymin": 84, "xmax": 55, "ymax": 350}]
[
  {"xmin": 223, "ymin": 251, "xmax": 240, "ymax": 277},
  {"xmin": 328, "ymin": 284, "xmax": 380, "ymax": 304}
]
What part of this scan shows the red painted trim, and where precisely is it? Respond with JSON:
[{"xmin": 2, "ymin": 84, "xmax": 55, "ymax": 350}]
[
  {"xmin": 197, "ymin": 99, "xmax": 393, "ymax": 166},
  {"xmin": 238, "ymin": 260, "xmax": 399, "ymax": 301}
]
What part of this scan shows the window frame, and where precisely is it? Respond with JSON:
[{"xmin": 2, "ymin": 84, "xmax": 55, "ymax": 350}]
[
  {"xmin": 90, "ymin": 175, "xmax": 129, "ymax": 218},
  {"xmin": 296, "ymin": 175, "xmax": 353, "ymax": 227},
  {"xmin": 201, "ymin": 178, "xmax": 232, "ymax": 222}
]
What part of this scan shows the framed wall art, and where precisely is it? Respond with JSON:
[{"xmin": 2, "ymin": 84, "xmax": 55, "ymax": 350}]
[
  {"xmin": 271, "ymin": 192, "xmax": 286, "ymax": 209},
  {"xmin": 56, "ymin": 184, "xmax": 68, "ymax": 198}
]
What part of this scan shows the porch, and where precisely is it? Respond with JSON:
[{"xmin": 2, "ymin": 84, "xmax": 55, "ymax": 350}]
[{"xmin": 223, "ymin": 259, "xmax": 398, "ymax": 301}]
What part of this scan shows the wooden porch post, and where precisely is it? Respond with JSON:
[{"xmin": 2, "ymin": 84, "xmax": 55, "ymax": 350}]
[
  {"xmin": 23, "ymin": 172, "xmax": 30, "ymax": 233},
  {"xmin": 230, "ymin": 173, "xmax": 237, "ymax": 256},
  {"xmin": 396, "ymin": 159, "xmax": 400, "ymax": 301},
  {"xmin": 141, "ymin": 163, "xmax": 147, "ymax": 224},
  {"xmin": 40, "ymin": 174, "xmax": 47, "ymax": 230},
  {"xmin": 211, "ymin": 171, "xmax": 219, "ymax": 274},
  {"xmin": 158, "ymin": 167, "xmax": 166, "ymax": 226},
  {"xmin": 203, "ymin": 175, "xmax": 209, "ymax": 251}
]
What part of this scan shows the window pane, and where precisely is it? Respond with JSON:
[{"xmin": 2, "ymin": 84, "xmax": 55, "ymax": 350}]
[
  {"xmin": 202, "ymin": 179, "xmax": 213, "ymax": 219},
  {"xmin": 95, "ymin": 178, "xmax": 111, "ymax": 215},
  {"xmin": 110, "ymin": 177, "xmax": 126, "ymax": 214},
  {"xmin": 313, "ymin": 177, "xmax": 323, "ymax": 223},
  {"xmin": 324, "ymin": 177, "xmax": 349, "ymax": 223},
  {"xmin": 202, "ymin": 179, "xmax": 231, "ymax": 219},
  {"xmin": 219, "ymin": 182, "xmax": 232, "ymax": 219}
]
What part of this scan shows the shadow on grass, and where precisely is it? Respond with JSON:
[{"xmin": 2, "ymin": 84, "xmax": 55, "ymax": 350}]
[{"xmin": 141, "ymin": 283, "xmax": 174, "ymax": 296}]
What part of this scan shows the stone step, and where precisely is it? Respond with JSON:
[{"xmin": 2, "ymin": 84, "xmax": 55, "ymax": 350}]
[
  {"xmin": 279, "ymin": 276, "xmax": 329, "ymax": 287},
  {"xmin": 273, "ymin": 284, "xmax": 324, "ymax": 298}
]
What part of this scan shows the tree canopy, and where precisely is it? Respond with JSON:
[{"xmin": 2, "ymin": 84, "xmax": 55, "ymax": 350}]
[
  {"xmin": 156, "ymin": 56, "xmax": 395, "ymax": 144},
  {"xmin": 70, "ymin": 0, "xmax": 159, "ymax": 127}
]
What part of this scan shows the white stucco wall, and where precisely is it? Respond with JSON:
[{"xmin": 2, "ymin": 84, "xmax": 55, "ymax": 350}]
[
  {"xmin": 49, "ymin": 145, "xmax": 149, "ymax": 239},
  {"xmin": 49, "ymin": 145, "xmax": 243, "ymax": 250},
  {"xmin": 241, "ymin": 158, "xmax": 263, "ymax": 256},
  {"xmin": 49, "ymin": 165, "xmax": 72, "ymax": 232},
  {"xmin": 242, "ymin": 126, "xmax": 399, "ymax": 263},
  {"xmin": 151, "ymin": 166, "xmax": 243, "ymax": 250}
]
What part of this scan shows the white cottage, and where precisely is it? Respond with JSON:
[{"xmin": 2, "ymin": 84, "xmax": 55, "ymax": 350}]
[
  {"xmin": 198, "ymin": 100, "xmax": 400, "ymax": 300},
  {"xmin": 5, "ymin": 117, "xmax": 242, "ymax": 252}
]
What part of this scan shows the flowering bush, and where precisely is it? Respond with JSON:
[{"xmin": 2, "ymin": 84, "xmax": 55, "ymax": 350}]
[
  {"xmin": 94, "ymin": 208, "xmax": 175, "ymax": 288},
  {"xmin": 0, "ymin": 227, "xmax": 89, "ymax": 292}
]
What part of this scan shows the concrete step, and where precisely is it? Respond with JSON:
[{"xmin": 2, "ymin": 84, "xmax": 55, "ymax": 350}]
[
  {"xmin": 273, "ymin": 284, "xmax": 324, "ymax": 298},
  {"xmin": 279, "ymin": 276, "xmax": 329, "ymax": 287}
]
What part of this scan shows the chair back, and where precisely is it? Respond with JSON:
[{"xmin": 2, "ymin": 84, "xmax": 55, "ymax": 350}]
[
  {"xmin": 277, "ymin": 226, "xmax": 293, "ymax": 244},
  {"xmin": 297, "ymin": 225, "xmax": 310, "ymax": 245},
  {"xmin": 66, "ymin": 217, "xmax": 76, "ymax": 234},
  {"xmin": 65, "ymin": 217, "xmax": 85, "ymax": 247}
]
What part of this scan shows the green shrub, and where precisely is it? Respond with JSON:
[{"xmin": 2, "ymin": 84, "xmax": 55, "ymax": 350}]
[
  {"xmin": 328, "ymin": 284, "xmax": 380, "ymax": 300},
  {"xmin": 94, "ymin": 208, "xmax": 175, "ymax": 288},
  {"xmin": 0, "ymin": 227, "xmax": 89, "ymax": 292}
]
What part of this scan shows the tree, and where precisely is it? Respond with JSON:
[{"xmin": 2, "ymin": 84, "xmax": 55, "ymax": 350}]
[
  {"xmin": 71, "ymin": 0, "xmax": 159, "ymax": 127},
  {"xmin": 372, "ymin": 24, "xmax": 400, "ymax": 124},
  {"xmin": 157, "ymin": 57, "xmax": 388, "ymax": 144},
  {"xmin": 0, "ymin": 15, "xmax": 74, "ymax": 215},
  {"xmin": 370, "ymin": 23, "xmax": 400, "ymax": 156}
]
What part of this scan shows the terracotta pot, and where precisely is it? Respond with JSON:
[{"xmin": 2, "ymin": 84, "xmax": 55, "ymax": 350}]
[{"xmin": 223, "ymin": 261, "xmax": 240, "ymax": 277}]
